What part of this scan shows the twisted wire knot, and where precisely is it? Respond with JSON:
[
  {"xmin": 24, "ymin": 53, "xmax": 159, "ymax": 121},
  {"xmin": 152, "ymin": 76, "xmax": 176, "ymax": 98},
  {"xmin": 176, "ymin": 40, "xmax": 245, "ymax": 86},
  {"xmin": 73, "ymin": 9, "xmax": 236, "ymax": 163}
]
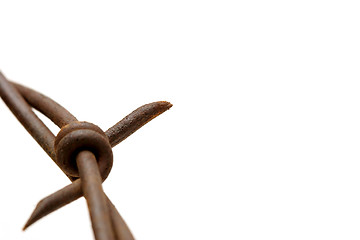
[
  {"xmin": 54, "ymin": 121, "xmax": 113, "ymax": 179},
  {"xmin": 1, "ymin": 70, "xmax": 172, "ymax": 240}
]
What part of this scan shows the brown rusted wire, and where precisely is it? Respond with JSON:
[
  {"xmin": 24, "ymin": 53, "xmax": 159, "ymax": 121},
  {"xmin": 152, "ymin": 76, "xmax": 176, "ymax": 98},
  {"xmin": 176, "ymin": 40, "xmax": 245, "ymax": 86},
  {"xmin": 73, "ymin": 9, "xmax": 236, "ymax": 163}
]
[{"xmin": 0, "ymin": 71, "xmax": 172, "ymax": 240}]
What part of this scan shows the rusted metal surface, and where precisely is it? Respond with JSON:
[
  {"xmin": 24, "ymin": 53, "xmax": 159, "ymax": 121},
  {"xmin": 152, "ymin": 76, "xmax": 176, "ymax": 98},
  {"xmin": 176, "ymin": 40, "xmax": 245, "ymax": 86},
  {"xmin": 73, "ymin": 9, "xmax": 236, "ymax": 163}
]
[
  {"xmin": 77, "ymin": 150, "xmax": 115, "ymax": 240},
  {"xmin": 0, "ymin": 71, "xmax": 172, "ymax": 240}
]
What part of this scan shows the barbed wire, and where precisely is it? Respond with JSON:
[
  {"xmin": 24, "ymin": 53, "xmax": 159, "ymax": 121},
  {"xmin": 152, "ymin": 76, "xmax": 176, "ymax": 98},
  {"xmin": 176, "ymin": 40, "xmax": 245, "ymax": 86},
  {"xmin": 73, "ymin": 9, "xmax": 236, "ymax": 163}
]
[{"xmin": 0, "ymin": 71, "xmax": 172, "ymax": 240}]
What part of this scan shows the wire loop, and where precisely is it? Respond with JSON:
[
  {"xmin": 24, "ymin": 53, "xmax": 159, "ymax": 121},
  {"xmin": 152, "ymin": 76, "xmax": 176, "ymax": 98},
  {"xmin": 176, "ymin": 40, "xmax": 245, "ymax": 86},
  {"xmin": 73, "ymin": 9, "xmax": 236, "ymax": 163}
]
[{"xmin": 55, "ymin": 121, "xmax": 113, "ymax": 178}]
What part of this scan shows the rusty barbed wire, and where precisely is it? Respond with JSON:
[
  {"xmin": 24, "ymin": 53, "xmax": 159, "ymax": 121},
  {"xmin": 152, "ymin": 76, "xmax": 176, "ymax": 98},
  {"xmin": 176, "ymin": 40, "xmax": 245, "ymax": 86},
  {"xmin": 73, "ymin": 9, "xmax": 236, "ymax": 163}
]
[{"xmin": 0, "ymin": 71, "xmax": 172, "ymax": 240}]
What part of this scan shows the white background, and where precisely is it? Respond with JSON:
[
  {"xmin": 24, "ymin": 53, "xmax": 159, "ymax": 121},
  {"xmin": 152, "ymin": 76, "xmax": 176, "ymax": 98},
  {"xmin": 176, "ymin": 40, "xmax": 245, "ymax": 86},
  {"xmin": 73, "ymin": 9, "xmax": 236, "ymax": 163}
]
[{"xmin": 1, "ymin": 1, "xmax": 360, "ymax": 239}]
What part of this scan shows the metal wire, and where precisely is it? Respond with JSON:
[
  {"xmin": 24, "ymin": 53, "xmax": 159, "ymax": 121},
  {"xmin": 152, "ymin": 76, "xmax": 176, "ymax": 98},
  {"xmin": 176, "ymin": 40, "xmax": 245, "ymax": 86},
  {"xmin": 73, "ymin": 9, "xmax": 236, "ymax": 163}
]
[{"xmin": 0, "ymin": 71, "xmax": 172, "ymax": 240}]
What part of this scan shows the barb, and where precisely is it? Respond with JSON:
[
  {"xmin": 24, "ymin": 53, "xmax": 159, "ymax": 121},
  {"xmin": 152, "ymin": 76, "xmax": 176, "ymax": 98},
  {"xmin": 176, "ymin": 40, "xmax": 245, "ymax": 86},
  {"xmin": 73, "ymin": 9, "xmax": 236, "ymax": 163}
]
[
  {"xmin": 0, "ymin": 71, "xmax": 172, "ymax": 240},
  {"xmin": 24, "ymin": 101, "xmax": 172, "ymax": 229},
  {"xmin": 106, "ymin": 101, "xmax": 173, "ymax": 147}
]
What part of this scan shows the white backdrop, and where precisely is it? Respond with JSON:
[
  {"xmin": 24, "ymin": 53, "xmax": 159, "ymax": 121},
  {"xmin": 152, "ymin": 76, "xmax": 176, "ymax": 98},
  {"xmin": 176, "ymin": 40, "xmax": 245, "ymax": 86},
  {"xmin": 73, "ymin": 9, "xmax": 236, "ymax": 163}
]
[{"xmin": 1, "ymin": 1, "xmax": 360, "ymax": 239}]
